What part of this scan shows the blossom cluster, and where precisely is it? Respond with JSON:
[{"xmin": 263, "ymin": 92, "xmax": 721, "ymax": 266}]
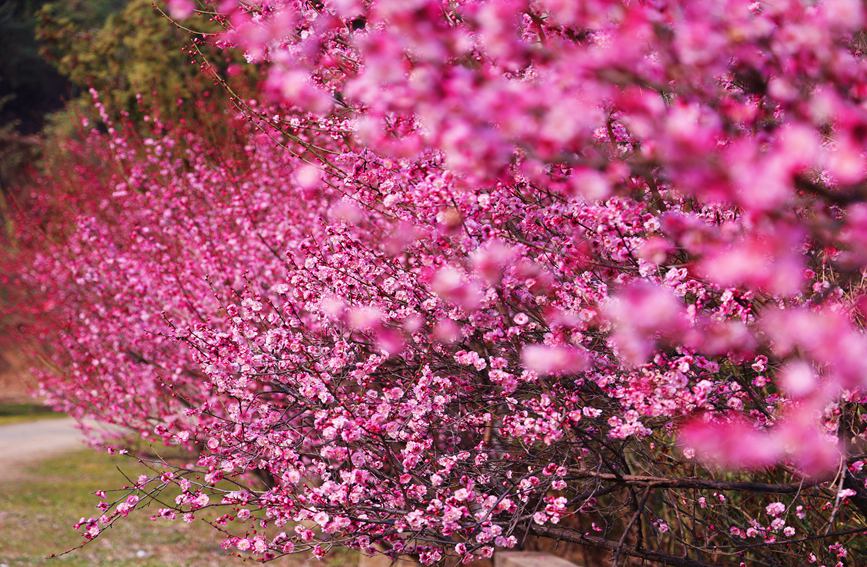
[{"xmin": 7, "ymin": 1, "xmax": 867, "ymax": 565}]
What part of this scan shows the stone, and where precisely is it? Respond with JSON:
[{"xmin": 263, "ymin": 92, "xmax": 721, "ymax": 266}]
[
  {"xmin": 494, "ymin": 552, "xmax": 581, "ymax": 567},
  {"xmin": 357, "ymin": 554, "xmax": 420, "ymax": 567}
]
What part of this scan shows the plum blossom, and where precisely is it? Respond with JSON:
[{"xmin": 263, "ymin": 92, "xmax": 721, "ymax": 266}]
[{"xmin": 6, "ymin": 1, "xmax": 867, "ymax": 565}]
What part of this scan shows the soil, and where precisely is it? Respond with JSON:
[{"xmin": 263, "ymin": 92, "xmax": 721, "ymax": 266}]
[{"xmin": 0, "ymin": 418, "xmax": 85, "ymax": 481}]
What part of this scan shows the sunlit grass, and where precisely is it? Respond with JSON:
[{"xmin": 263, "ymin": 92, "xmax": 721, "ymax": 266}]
[
  {"xmin": 0, "ymin": 402, "xmax": 65, "ymax": 426},
  {"xmin": 0, "ymin": 449, "xmax": 357, "ymax": 566}
]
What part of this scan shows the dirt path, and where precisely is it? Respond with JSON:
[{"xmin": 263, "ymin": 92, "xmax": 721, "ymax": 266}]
[{"xmin": 0, "ymin": 418, "xmax": 86, "ymax": 480}]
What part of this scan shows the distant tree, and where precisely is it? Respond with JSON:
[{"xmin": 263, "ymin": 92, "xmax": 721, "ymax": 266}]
[
  {"xmin": 0, "ymin": 0, "xmax": 68, "ymax": 135},
  {"xmin": 0, "ymin": 0, "xmax": 68, "ymax": 192},
  {"xmin": 36, "ymin": 0, "xmax": 237, "ymax": 127}
]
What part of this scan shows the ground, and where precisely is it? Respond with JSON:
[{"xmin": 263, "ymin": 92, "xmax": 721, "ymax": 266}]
[
  {"xmin": 0, "ymin": 402, "xmax": 65, "ymax": 426},
  {"xmin": 0, "ymin": 417, "xmax": 85, "ymax": 482},
  {"xmin": 0, "ymin": 421, "xmax": 357, "ymax": 566},
  {"xmin": 0, "ymin": 351, "xmax": 357, "ymax": 566}
]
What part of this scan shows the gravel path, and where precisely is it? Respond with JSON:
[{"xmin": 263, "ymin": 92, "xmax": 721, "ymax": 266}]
[{"xmin": 0, "ymin": 418, "xmax": 86, "ymax": 480}]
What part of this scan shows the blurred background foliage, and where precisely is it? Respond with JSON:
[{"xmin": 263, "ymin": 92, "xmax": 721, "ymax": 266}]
[
  {"xmin": 0, "ymin": 0, "xmax": 66, "ymax": 191},
  {"xmin": 0, "ymin": 0, "xmax": 249, "ymax": 196},
  {"xmin": 0, "ymin": 0, "xmax": 258, "ymax": 384},
  {"xmin": 0, "ymin": 0, "xmax": 68, "ymax": 136},
  {"xmin": 36, "ymin": 0, "xmax": 226, "ymax": 129}
]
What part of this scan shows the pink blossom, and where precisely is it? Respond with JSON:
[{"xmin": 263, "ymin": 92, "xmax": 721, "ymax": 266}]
[
  {"xmin": 7, "ymin": 1, "xmax": 867, "ymax": 564},
  {"xmin": 521, "ymin": 344, "xmax": 589, "ymax": 377},
  {"xmin": 166, "ymin": 0, "xmax": 195, "ymax": 19}
]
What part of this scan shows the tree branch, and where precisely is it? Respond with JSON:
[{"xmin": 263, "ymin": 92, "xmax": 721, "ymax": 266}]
[
  {"xmin": 531, "ymin": 525, "xmax": 718, "ymax": 567},
  {"xmin": 566, "ymin": 471, "xmax": 822, "ymax": 494}
]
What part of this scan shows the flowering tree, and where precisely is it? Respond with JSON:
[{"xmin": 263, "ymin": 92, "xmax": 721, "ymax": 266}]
[{"xmin": 6, "ymin": 0, "xmax": 867, "ymax": 565}]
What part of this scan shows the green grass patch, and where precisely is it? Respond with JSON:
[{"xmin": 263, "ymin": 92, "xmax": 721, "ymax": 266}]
[
  {"xmin": 0, "ymin": 449, "xmax": 357, "ymax": 566},
  {"xmin": 0, "ymin": 402, "xmax": 65, "ymax": 426}
]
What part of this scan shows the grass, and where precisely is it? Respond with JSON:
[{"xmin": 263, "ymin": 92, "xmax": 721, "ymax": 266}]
[
  {"xmin": 0, "ymin": 449, "xmax": 358, "ymax": 566},
  {"xmin": 0, "ymin": 402, "xmax": 66, "ymax": 426}
]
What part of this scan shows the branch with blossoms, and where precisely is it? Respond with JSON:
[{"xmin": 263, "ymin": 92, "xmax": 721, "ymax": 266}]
[{"xmin": 4, "ymin": 0, "xmax": 867, "ymax": 565}]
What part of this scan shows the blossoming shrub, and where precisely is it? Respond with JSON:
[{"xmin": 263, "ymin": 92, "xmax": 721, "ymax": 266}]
[{"xmin": 6, "ymin": 0, "xmax": 867, "ymax": 565}]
